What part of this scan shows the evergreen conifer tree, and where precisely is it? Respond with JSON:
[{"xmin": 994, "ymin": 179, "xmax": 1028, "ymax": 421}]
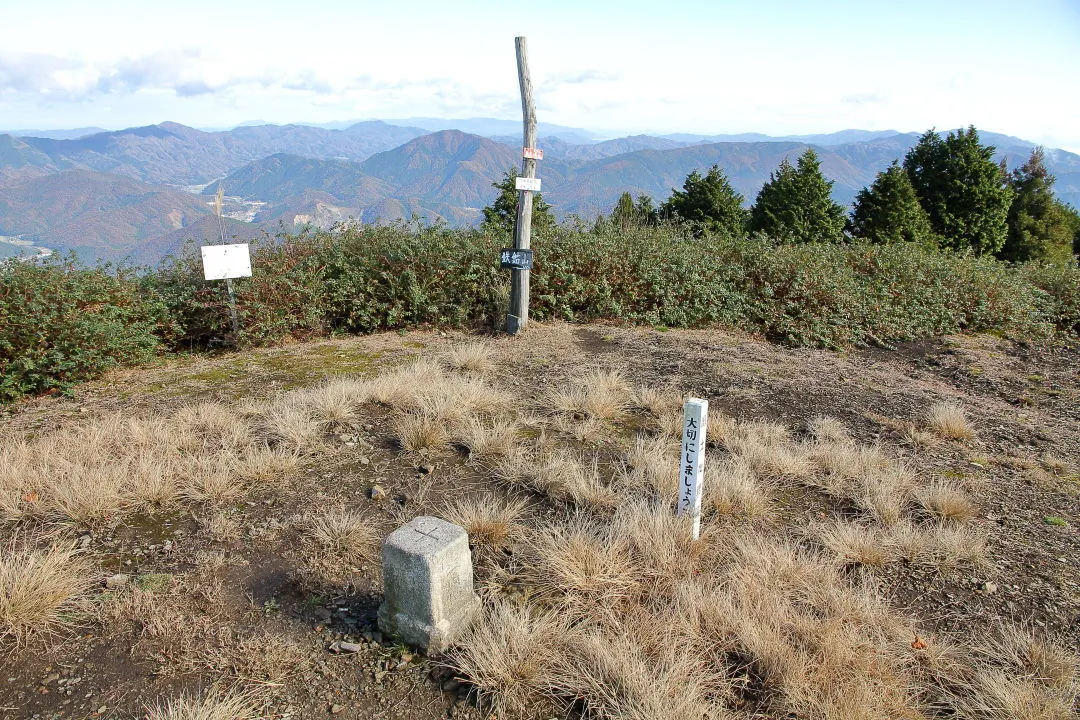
[
  {"xmin": 611, "ymin": 192, "xmax": 637, "ymax": 230},
  {"xmin": 849, "ymin": 161, "xmax": 934, "ymax": 245},
  {"xmin": 609, "ymin": 192, "xmax": 659, "ymax": 229},
  {"xmin": 903, "ymin": 126, "xmax": 1014, "ymax": 255},
  {"xmin": 999, "ymin": 148, "xmax": 1075, "ymax": 263},
  {"xmin": 660, "ymin": 164, "xmax": 747, "ymax": 236},
  {"xmin": 748, "ymin": 148, "xmax": 847, "ymax": 243},
  {"xmin": 481, "ymin": 168, "xmax": 555, "ymax": 236}
]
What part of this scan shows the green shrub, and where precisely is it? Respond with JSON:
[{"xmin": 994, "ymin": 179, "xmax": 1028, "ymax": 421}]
[
  {"xmin": 0, "ymin": 258, "xmax": 166, "ymax": 402},
  {"xmin": 7, "ymin": 224, "xmax": 1078, "ymax": 403},
  {"xmin": 1017, "ymin": 261, "xmax": 1080, "ymax": 333}
]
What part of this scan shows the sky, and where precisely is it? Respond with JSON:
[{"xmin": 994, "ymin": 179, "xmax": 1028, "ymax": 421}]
[{"xmin": 2, "ymin": 0, "xmax": 1079, "ymax": 151}]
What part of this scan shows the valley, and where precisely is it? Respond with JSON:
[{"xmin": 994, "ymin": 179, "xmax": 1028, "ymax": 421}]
[{"xmin": 1, "ymin": 119, "xmax": 1078, "ymax": 266}]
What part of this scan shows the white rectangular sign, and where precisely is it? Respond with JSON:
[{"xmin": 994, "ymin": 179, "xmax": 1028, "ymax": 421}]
[
  {"xmin": 522, "ymin": 147, "xmax": 544, "ymax": 160},
  {"xmin": 200, "ymin": 243, "xmax": 252, "ymax": 281},
  {"xmin": 514, "ymin": 176, "xmax": 542, "ymax": 192},
  {"xmin": 677, "ymin": 398, "xmax": 708, "ymax": 539}
]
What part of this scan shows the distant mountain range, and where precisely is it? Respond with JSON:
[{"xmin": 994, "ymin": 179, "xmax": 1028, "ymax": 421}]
[{"xmin": 0, "ymin": 119, "xmax": 1076, "ymax": 265}]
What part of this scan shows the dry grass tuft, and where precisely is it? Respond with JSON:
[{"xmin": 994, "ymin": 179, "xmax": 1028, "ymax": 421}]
[
  {"xmin": 855, "ymin": 465, "xmax": 914, "ymax": 526},
  {"xmin": 145, "ymin": 691, "xmax": 259, "ymax": 720},
  {"xmin": 631, "ymin": 385, "xmax": 682, "ymax": 417},
  {"xmin": 258, "ymin": 398, "xmax": 324, "ymax": 451},
  {"xmin": 654, "ymin": 409, "xmax": 685, "ymax": 439},
  {"xmin": 808, "ymin": 415, "xmax": 851, "ymax": 444},
  {"xmin": 444, "ymin": 495, "xmax": 527, "ymax": 549},
  {"xmin": 620, "ymin": 435, "xmax": 679, "ymax": 500},
  {"xmin": 927, "ymin": 401, "xmax": 976, "ymax": 440},
  {"xmin": 889, "ymin": 522, "xmax": 988, "ymax": 570},
  {"xmin": 302, "ymin": 506, "xmax": 379, "ymax": 565},
  {"xmin": 455, "ymin": 417, "xmax": 520, "ymax": 460},
  {"xmin": 445, "ymin": 342, "xmax": 497, "ymax": 375},
  {"xmin": 202, "ymin": 629, "xmax": 309, "ymax": 686},
  {"xmin": 952, "ymin": 667, "xmax": 1078, "ymax": 720},
  {"xmin": 368, "ymin": 360, "xmax": 445, "ymax": 408},
  {"xmin": 549, "ymin": 631, "xmax": 724, "ymax": 720},
  {"xmin": 524, "ymin": 517, "xmax": 639, "ymax": 621},
  {"xmin": 393, "ymin": 413, "xmax": 449, "ymax": 454},
  {"xmin": 0, "ymin": 539, "xmax": 90, "ymax": 642},
  {"xmin": 449, "ymin": 602, "xmax": 572, "ymax": 718},
  {"xmin": 814, "ymin": 520, "xmax": 895, "ymax": 568},
  {"xmin": 979, "ymin": 626, "xmax": 1078, "ymax": 691},
  {"xmin": 722, "ymin": 419, "xmax": 814, "ymax": 480},
  {"xmin": 916, "ymin": 480, "xmax": 978, "ymax": 522},
  {"xmin": 298, "ymin": 377, "xmax": 372, "ymax": 429},
  {"xmin": 545, "ymin": 369, "xmax": 632, "ymax": 421},
  {"xmin": 705, "ymin": 458, "xmax": 772, "ymax": 518}
]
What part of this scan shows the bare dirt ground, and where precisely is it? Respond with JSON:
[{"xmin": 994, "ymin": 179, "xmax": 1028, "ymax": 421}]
[{"xmin": 1, "ymin": 322, "xmax": 1077, "ymax": 719}]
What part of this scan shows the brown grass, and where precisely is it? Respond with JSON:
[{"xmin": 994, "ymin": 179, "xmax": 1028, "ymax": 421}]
[
  {"xmin": 449, "ymin": 602, "xmax": 572, "ymax": 718},
  {"xmin": 545, "ymin": 369, "xmax": 632, "ymax": 421},
  {"xmin": 393, "ymin": 413, "xmax": 449, "ymax": 454},
  {"xmin": 523, "ymin": 517, "xmax": 639, "ymax": 622},
  {"xmin": 201, "ymin": 628, "xmax": 309, "ymax": 686},
  {"xmin": 916, "ymin": 479, "xmax": 978, "ymax": 522},
  {"xmin": 443, "ymin": 495, "xmax": 527, "ymax": 548},
  {"xmin": 445, "ymin": 342, "xmax": 497, "ymax": 375},
  {"xmin": 620, "ymin": 435, "xmax": 679, "ymax": 500},
  {"xmin": 928, "ymin": 401, "xmax": 976, "ymax": 440},
  {"xmin": 631, "ymin": 385, "xmax": 682, "ymax": 417},
  {"xmin": 813, "ymin": 520, "xmax": 895, "ymax": 568},
  {"xmin": 704, "ymin": 458, "xmax": 772, "ymax": 518},
  {"xmin": 144, "ymin": 691, "xmax": 259, "ymax": 720},
  {"xmin": 455, "ymin": 417, "xmax": 520, "ymax": 460},
  {"xmin": 0, "ymin": 539, "xmax": 90, "ymax": 642},
  {"xmin": 301, "ymin": 505, "xmax": 380, "ymax": 566},
  {"xmin": 808, "ymin": 415, "xmax": 851, "ymax": 444}
]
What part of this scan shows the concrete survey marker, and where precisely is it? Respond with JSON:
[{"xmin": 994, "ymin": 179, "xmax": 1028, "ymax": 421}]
[{"xmin": 378, "ymin": 516, "xmax": 481, "ymax": 652}]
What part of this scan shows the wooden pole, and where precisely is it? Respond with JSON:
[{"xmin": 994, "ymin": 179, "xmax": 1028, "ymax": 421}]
[
  {"xmin": 507, "ymin": 36, "xmax": 537, "ymax": 335},
  {"xmin": 215, "ymin": 186, "xmax": 241, "ymax": 344}
]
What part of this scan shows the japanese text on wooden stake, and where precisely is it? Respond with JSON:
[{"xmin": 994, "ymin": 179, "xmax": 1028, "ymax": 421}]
[
  {"xmin": 677, "ymin": 398, "xmax": 708, "ymax": 540},
  {"xmin": 522, "ymin": 147, "xmax": 544, "ymax": 160},
  {"xmin": 515, "ymin": 176, "xmax": 541, "ymax": 192}
]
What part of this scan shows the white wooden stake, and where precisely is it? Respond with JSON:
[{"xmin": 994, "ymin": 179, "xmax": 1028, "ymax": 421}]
[{"xmin": 677, "ymin": 398, "xmax": 708, "ymax": 539}]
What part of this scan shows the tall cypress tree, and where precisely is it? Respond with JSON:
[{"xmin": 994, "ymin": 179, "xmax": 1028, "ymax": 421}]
[
  {"xmin": 903, "ymin": 126, "xmax": 1014, "ymax": 255},
  {"xmin": 999, "ymin": 148, "xmax": 1075, "ymax": 263},
  {"xmin": 850, "ymin": 161, "xmax": 934, "ymax": 245},
  {"xmin": 661, "ymin": 164, "xmax": 747, "ymax": 237},
  {"xmin": 482, "ymin": 168, "xmax": 555, "ymax": 236},
  {"xmin": 748, "ymin": 148, "xmax": 847, "ymax": 243}
]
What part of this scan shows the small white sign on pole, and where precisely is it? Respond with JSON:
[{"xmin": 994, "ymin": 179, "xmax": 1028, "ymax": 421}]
[
  {"xmin": 200, "ymin": 243, "xmax": 252, "ymax": 281},
  {"xmin": 677, "ymin": 398, "xmax": 708, "ymax": 539},
  {"xmin": 514, "ymin": 176, "xmax": 542, "ymax": 192}
]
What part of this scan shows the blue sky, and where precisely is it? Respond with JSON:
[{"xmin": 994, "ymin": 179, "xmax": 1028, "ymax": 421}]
[{"xmin": 2, "ymin": 0, "xmax": 1078, "ymax": 151}]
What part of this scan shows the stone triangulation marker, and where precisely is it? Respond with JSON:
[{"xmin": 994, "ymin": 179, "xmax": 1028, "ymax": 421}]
[{"xmin": 378, "ymin": 516, "xmax": 481, "ymax": 652}]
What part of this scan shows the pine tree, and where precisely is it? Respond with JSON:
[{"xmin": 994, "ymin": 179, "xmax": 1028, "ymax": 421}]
[
  {"xmin": 748, "ymin": 148, "xmax": 847, "ymax": 243},
  {"xmin": 903, "ymin": 126, "xmax": 1014, "ymax": 255},
  {"xmin": 998, "ymin": 148, "xmax": 1075, "ymax": 263},
  {"xmin": 849, "ymin": 161, "xmax": 934, "ymax": 245},
  {"xmin": 481, "ymin": 168, "xmax": 555, "ymax": 236},
  {"xmin": 660, "ymin": 164, "xmax": 747, "ymax": 237},
  {"xmin": 611, "ymin": 192, "xmax": 637, "ymax": 230},
  {"xmin": 609, "ymin": 192, "xmax": 659, "ymax": 229},
  {"xmin": 634, "ymin": 194, "xmax": 659, "ymax": 226}
]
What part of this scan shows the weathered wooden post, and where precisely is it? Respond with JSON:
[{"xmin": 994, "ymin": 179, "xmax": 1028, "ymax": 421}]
[
  {"xmin": 206, "ymin": 187, "xmax": 240, "ymax": 343},
  {"xmin": 506, "ymin": 35, "xmax": 539, "ymax": 335},
  {"xmin": 205, "ymin": 186, "xmax": 244, "ymax": 343},
  {"xmin": 677, "ymin": 398, "xmax": 708, "ymax": 539}
]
